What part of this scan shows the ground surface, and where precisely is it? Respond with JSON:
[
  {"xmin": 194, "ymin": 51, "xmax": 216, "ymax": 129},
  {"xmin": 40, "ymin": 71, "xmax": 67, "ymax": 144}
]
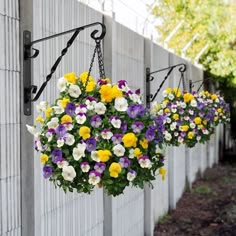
[{"xmin": 154, "ymin": 162, "xmax": 236, "ymax": 236}]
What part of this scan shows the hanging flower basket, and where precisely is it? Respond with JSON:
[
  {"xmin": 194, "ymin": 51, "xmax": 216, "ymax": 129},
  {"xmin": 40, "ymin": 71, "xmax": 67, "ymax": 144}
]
[{"xmin": 27, "ymin": 72, "xmax": 165, "ymax": 196}]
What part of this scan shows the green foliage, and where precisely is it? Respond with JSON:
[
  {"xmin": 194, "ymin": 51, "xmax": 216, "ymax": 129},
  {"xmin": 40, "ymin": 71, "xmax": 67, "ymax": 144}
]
[{"xmin": 193, "ymin": 185, "xmax": 212, "ymax": 194}]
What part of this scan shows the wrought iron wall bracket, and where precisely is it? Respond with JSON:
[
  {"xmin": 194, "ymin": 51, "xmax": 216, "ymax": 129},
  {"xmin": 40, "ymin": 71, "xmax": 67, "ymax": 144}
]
[
  {"xmin": 189, "ymin": 78, "xmax": 211, "ymax": 93},
  {"xmin": 23, "ymin": 22, "xmax": 106, "ymax": 116},
  {"xmin": 146, "ymin": 63, "xmax": 187, "ymax": 107}
]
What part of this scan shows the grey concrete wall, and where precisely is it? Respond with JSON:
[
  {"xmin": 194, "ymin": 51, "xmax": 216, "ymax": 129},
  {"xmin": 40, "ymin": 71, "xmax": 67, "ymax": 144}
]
[{"xmin": 0, "ymin": 0, "xmax": 21, "ymax": 235}]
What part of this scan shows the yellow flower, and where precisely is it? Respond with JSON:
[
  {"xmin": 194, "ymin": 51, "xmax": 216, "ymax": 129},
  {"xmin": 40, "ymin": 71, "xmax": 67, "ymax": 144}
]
[
  {"xmin": 112, "ymin": 85, "xmax": 122, "ymax": 98},
  {"xmin": 86, "ymin": 80, "xmax": 96, "ymax": 92},
  {"xmin": 194, "ymin": 117, "xmax": 202, "ymax": 125},
  {"xmin": 41, "ymin": 154, "xmax": 49, "ymax": 164},
  {"xmin": 188, "ymin": 132, "xmax": 194, "ymax": 139},
  {"xmin": 217, "ymin": 108, "xmax": 222, "ymax": 113},
  {"xmin": 122, "ymin": 133, "xmax": 138, "ymax": 148},
  {"xmin": 173, "ymin": 114, "xmax": 179, "ymax": 120},
  {"xmin": 109, "ymin": 163, "xmax": 122, "ymax": 178},
  {"xmin": 58, "ymin": 98, "xmax": 70, "ymax": 108},
  {"xmin": 173, "ymin": 88, "xmax": 181, "ymax": 97},
  {"xmin": 180, "ymin": 125, "xmax": 189, "ymax": 132},
  {"xmin": 35, "ymin": 115, "xmax": 44, "ymax": 124},
  {"xmin": 79, "ymin": 126, "xmax": 91, "ymax": 140},
  {"xmin": 203, "ymin": 120, "xmax": 207, "ymax": 125},
  {"xmin": 164, "ymin": 108, "xmax": 170, "ymax": 113},
  {"xmin": 97, "ymin": 150, "xmax": 112, "ymax": 162},
  {"xmin": 159, "ymin": 167, "xmax": 166, "ymax": 181},
  {"xmin": 214, "ymin": 116, "xmax": 219, "ymax": 122},
  {"xmin": 211, "ymin": 94, "xmax": 218, "ymax": 100},
  {"xmin": 134, "ymin": 148, "xmax": 142, "ymax": 157},
  {"xmin": 165, "ymin": 88, "xmax": 172, "ymax": 94},
  {"xmin": 61, "ymin": 115, "xmax": 72, "ymax": 124},
  {"xmin": 64, "ymin": 72, "xmax": 77, "ymax": 84},
  {"xmin": 140, "ymin": 139, "xmax": 148, "ymax": 149},
  {"xmin": 45, "ymin": 108, "xmax": 53, "ymax": 118},
  {"xmin": 99, "ymin": 84, "xmax": 114, "ymax": 102},
  {"xmin": 198, "ymin": 125, "xmax": 204, "ymax": 129},
  {"xmin": 100, "ymin": 78, "xmax": 111, "ymax": 84},
  {"xmin": 183, "ymin": 93, "xmax": 194, "ymax": 103},
  {"xmin": 79, "ymin": 71, "xmax": 94, "ymax": 85}
]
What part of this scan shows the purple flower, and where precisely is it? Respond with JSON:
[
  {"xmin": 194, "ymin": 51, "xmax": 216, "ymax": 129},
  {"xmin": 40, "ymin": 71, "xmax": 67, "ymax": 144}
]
[
  {"xmin": 197, "ymin": 103, "xmax": 205, "ymax": 110},
  {"xmin": 47, "ymin": 128, "xmax": 56, "ymax": 134},
  {"xmin": 181, "ymin": 132, "xmax": 186, "ymax": 137},
  {"xmin": 136, "ymin": 104, "xmax": 146, "ymax": 117},
  {"xmin": 119, "ymin": 157, "xmax": 131, "ymax": 168},
  {"xmin": 51, "ymin": 149, "xmax": 63, "ymax": 163},
  {"xmin": 117, "ymin": 80, "xmax": 127, "ymax": 89},
  {"xmin": 89, "ymin": 170, "xmax": 101, "ymax": 177},
  {"xmin": 131, "ymin": 121, "xmax": 144, "ymax": 133},
  {"xmin": 127, "ymin": 104, "xmax": 140, "ymax": 118},
  {"xmin": 199, "ymin": 111, "xmax": 205, "ymax": 117},
  {"xmin": 86, "ymin": 138, "xmax": 97, "ymax": 152},
  {"xmin": 97, "ymin": 79, "xmax": 109, "ymax": 85},
  {"xmin": 94, "ymin": 163, "xmax": 106, "ymax": 173},
  {"xmin": 56, "ymin": 124, "xmax": 67, "ymax": 137},
  {"xmin": 91, "ymin": 115, "xmax": 102, "ymax": 128},
  {"xmin": 135, "ymin": 88, "xmax": 140, "ymax": 95},
  {"xmin": 112, "ymin": 133, "xmax": 122, "ymax": 144},
  {"xmin": 121, "ymin": 122, "xmax": 127, "ymax": 133},
  {"xmin": 86, "ymin": 96, "xmax": 97, "ymax": 102},
  {"xmin": 43, "ymin": 165, "xmax": 53, "ymax": 178},
  {"xmin": 65, "ymin": 102, "xmax": 76, "ymax": 116},
  {"xmin": 145, "ymin": 125, "xmax": 156, "ymax": 141}
]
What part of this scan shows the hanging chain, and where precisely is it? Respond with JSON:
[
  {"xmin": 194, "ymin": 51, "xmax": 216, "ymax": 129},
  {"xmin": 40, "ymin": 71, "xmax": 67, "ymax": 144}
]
[{"xmin": 95, "ymin": 40, "xmax": 106, "ymax": 79}]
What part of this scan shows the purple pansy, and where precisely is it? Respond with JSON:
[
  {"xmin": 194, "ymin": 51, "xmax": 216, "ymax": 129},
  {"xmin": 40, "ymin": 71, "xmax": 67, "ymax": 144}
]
[
  {"xmin": 89, "ymin": 170, "xmax": 101, "ymax": 177},
  {"xmin": 121, "ymin": 122, "xmax": 127, "ymax": 133},
  {"xmin": 43, "ymin": 165, "xmax": 53, "ymax": 178},
  {"xmin": 56, "ymin": 124, "xmax": 67, "ymax": 137},
  {"xmin": 94, "ymin": 163, "xmax": 106, "ymax": 173},
  {"xmin": 86, "ymin": 138, "xmax": 97, "ymax": 152},
  {"xmin": 131, "ymin": 121, "xmax": 144, "ymax": 133},
  {"xmin": 112, "ymin": 133, "xmax": 122, "ymax": 144},
  {"xmin": 119, "ymin": 157, "xmax": 131, "ymax": 168},
  {"xmin": 65, "ymin": 102, "xmax": 76, "ymax": 116},
  {"xmin": 117, "ymin": 80, "xmax": 127, "ymax": 89},
  {"xmin": 91, "ymin": 115, "xmax": 102, "ymax": 128},
  {"xmin": 127, "ymin": 104, "xmax": 140, "ymax": 118},
  {"xmin": 145, "ymin": 125, "xmax": 156, "ymax": 141},
  {"xmin": 51, "ymin": 149, "xmax": 63, "ymax": 163}
]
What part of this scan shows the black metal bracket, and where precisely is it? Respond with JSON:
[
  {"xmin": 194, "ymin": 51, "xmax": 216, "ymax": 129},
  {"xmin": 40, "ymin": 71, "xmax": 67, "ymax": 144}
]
[
  {"xmin": 189, "ymin": 78, "xmax": 211, "ymax": 93},
  {"xmin": 146, "ymin": 63, "xmax": 187, "ymax": 107},
  {"xmin": 23, "ymin": 22, "xmax": 106, "ymax": 116}
]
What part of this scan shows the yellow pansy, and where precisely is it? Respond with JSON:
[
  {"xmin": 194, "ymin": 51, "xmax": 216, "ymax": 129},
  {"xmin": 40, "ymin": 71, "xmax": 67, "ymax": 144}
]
[
  {"xmin": 173, "ymin": 114, "xmax": 179, "ymax": 120},
  {"xmin": 173, "ymin": 87, "xmax": 181, "ymax": 97},
  {"xmin": 165, "ymin": 87, "xmax": 172, "ymax": 94},
  {"xmin": 45, "ymin": 108, "xmax": 53, "ymax": 118},
  {"xmin": 217, "ymin": 108, "xmax": 222, "ymax": 113},
  {"xmin": 86, "ymin": 80, "xmax": 96, "ymax": 92},
  {"xmin": 112, "ymin": 85, "xmax": 123, "ymax": 98},
  {"xmin": 122, "ymin": 133, "xmax": 138, "ymax": 148},
  {"xmin": 188, "ymin": 132, "xmax": 194, "ymax": 139},
  {"xmin": 164, "ymin": 108, "xmax": 170, "ymax": 113},
  {"xmin": 79, "ymin": 71, "xmax": 94, "ymax": 84},
  {"xmin": 214, "ymin": 117, "xmax": 219, "ymax": 122},
  {"xmin": 194, "ymin": 117, "xmax": 202, "ymax": 125},
  {"xmin": 41, "ymin": 154, "xmax": 49, "ymax": 164},
  {"xmin": 64, "ymin": 72, "xmax": 77, "ymax": 84},
  {"xmin": 97, "ymin": 150, "xmax": 112, "ymax": 162},
  {"xmin": 109, "ymin": 163, "xmax": 122, "ymax": 178},
  {"xmin": 35, "ymin": 115, "xmax": 44, "ymax": 124},
  {"xmin": 134, "ymin": 148, "xmax": 142, "ymax": 158},
  {"xmin": 79, "ymin": 126, "xmax": 91, "ymax": 140},
  {"xmin": 140, "ymin": 139, "xmax": 148, "ymax": 149},
  {"xmin": 159, "ymin": 167, "xmax": 167, "ymax": 181},
  {"xmin": 99, "ymin": 84, "xmax": 113, "ymax": 102},
  {"xmin": 180, "ymin": 125, "xmax": 189, "ymax": 132},
  {"xmin": 183, "ymin": 93, "xmax": 194, "ymax": 103},
  {"xmin": 58, "ymin": 98, "xmax": 70, "ymax": 108},
  {"xmin": 211, "ymin": 94, "xmax": 218, "ymax": 100},
  {"xmin": 61, "ymin": 115, "xmax": 72, "ymax": 124},
  {"xmin": 203, "ymin": 120, "xmax": 207, "ymax": 125}
]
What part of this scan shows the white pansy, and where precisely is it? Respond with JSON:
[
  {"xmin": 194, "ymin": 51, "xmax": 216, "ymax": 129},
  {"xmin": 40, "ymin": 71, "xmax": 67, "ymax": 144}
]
[
  {"xmin": 35, "ymin": 139, "xmax": 43, "ymax": 151},
  {"xmin": 57, "ymin": 138, "xmax": 64, "ymax": 147},
  {"xmin": 203, "ymin": 129, "xmax": 209, "ymax": 135},
  {"xmin": 101, "ymin": 131, "xmax": 113, "ymax": 140},
  {"xmin": 85, "ymin": 100, "xmax": 96, "ymax": 110},
  {"xmin": 46, "ymin": 132, "xmax": 53, "ymax": 142},
  {"xmin": 129, "ymin": 93, "xmax": 141, "ymax": 104},
  {"xmin": 91, "ymin": 151, "xmax": 100, "ymax": 162},
  {"xmin": 166, "ymin": 117, "xmax": 171, "ymax": 123},
  {"xmin": 57, "ymin": 160, "xmax": 69, "ymax": 169},
  {"xmin": 53, "ymin": 106, "xmax": 64, "ymax": 114},
  {"xmin": 181, "ymin": 102, "xmax": 187, "ymax": 108},
  {"xmin": 171, "ymin": 108, "xmax": 177, "ymax": 113},
  {"xmin": 129, "ymin": 149, "xmax": 135, "ymax": 159},
  {"xmin": 197, "ymin": 136, "xmax": 201, "ymax": 141},
  {"xmin": 174, "ymin": 131, "xmax": 179, "ymax": 137},
  {"xmin": 26, "ymin": 125, "xmax": 36, "ymax": 136},
  {"xmin": 75, "ymin": 106, "xmax": 87, "ymax": 114},
  {"xmin": 189, "ymin": 110, "xmax": 194, "ymax": 115},
  {"xmin": 88, "ymin": 174, "xmax": 101, "ymax": 185},
  {"xmin": 111, "ymin": 118, "xmax": 121, "ymax": 128},
  {"xmin": 64, "ymin": 133, "xmax": 75, "ymax": 146},
  {"xmin": 158, "ymin": 110, "xmax": 164, "ymax": 115},
  {"xmin": 161, "ymin": 103, "xmax": 167, "ymax": 109},
  {"xmin": 113, "ymin": 144, "xmax": 125, "ymax": 157},
  {"xmin": 47, "ymin": 117, "xmax": 59, "ymax": 129},
  {"xmin": 170, "ymin": 122, "xmax": 177, "ymax": 131},
  {"xmin": 81, "ymin": 164, "xmax": 90, "ymax": 173},
  {"xmin": 127, "ymin": 172, "xmax": 136, "ymax": 181},
  {"xmin": 36, "ymin": 101, "xmax": 48, "ymax": 113},
  {"xmin": 184, "ymin": 116, "xmax": 190, "ymax": 121},
  {"xmin": 94, "ymin": 102, "xmax": 106, "ymax": 115},
  {"xmin": 164, "ymin": 132, "xmax": 172, "ymax": 141},
  {"xmin": 190, "ymin": 123, "xmax": 196, "ymax": 129},
  {"xmin": 190, "ymin": 99, "xmax": 197, "ymax": 107},
  {"xmin": 162, "ymin": 90, "xmax": 168, "ymax": 97},
  {"xmin": 57, "ymin": 77, "xmax": 67, "ymax": 92},
  {"xmin": 64, "ymin": 123, "xmax": 73, "ymax": 131},
  {"xmin": 62, "ymin": 166, "xmax": 76, "ymax": 182},
  {"xmin": 168, "ymin": 93, "xmax": 175, "ymax": 100},
  {"xmin": 68, "ymin": 84, "xmax": 81, "ymax": 98},
  {"xmin": 114, "ymin": 97, "xmax": 128, "ymax": 111},
  {"xmin": 139, "ymin": 159, "xmax": 152, "ymax": 168},
  {"xmin": 178, "ymin": 137, "xmax": 184, "ymax": 143},
  {"xmin": 76, "ymin": 113, "xmax": 86, "ymax": 124},
  {"xmin": 73, "ymin": 143, "xmax": 86, "ymax": 161}
]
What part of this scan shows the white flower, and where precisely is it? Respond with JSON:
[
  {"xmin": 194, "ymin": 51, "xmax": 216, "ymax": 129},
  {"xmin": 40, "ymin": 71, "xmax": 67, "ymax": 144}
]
[
  {"xmin": 197, "ymin": 136, "xmax": 201, "ymax": 141},
  {"xmin": 111, "ymin": 117, "xmax": 121, "ymax": 128},
  {"xmin": 62, "ymin": 166, "xmax": 76, "ymax": 182},
  {"xmin": 64, "ymin": 123, "xmax": 73, "ymax": 131},
  {"xmin": 91, "ymin": 151, "xmax": 100, "ymax": 162},
  {"xmin": 190, "ymin": 123, "xmax": 196, "ymax": 129},
  {"xmin": 26, "ymin": 125, "xmax": 36, "ymax": 136},
  {"xmin": 178, "ymin": 136, "xmax": 184, "ymax": 143},
  {"xmin": 46, "ymin": 132, "xmax": 53, "ymax": 142},
  {"xmin": 35, "ymin": 139, "xmax": 43, "ymax": 151},
  {"xmin": 181, "ymin": 102, "xmax": 187, "ymax": 108},
  {"xmin": 184, "ymin": 116, "xmax": 190, "ymax": 121},
  {"xmin": 129, "ymin": 149, "xmax": 135, "ymax": 159},
  {"xmin": 113, "ymin": 144, "xmax": 125, "ymax": 157},
  {"xmin": 57, "ymin": 138, "xmax": 64, "ymax": 147},
  {"xmin": 162, "ymin": 90, "xmax": 168, "ymax": 97},
  {"xmin": 57, "ymin": 160, "xmax": 69, "ymax": 169},
  {"xmin": 36, "ymin": 101, "xmax": 48, "ymax": 113},
  {"xmin": 166, "ymin": 118, "xmax": 171, "ymax": 123},
  {"xmin": 139, "ymin": 158, "xmax": 152, "ymax": 168},
  {"xmin": 76, "ymin": 113, "xmax": 86, "ymax": 124},
  {"xmin": 164, "ymin": 132, "xmax": 172, "ymax": 141},
  {"xmin": 161, "ymin": 103, "xmax": 167, "ymax": 109},
  {"xmin": 85, "ymin": 100, "xmax": 96, "ymax": 110},
  {"xmin": 127, "ymin": 171, "xmax": 137, "ymax": 181},
  {"xmin": 68, "ymin": 84, "xmax": 81, "ymax": 98},
  {"xmin": 53, "ymin": 106, "xmax": 64, "ymax": 114},
  {"xmin": 101, "ymin": 130, "xmax": 113, "ymax": 140},
  {"xmin": 114, "ymin": 97, "xmax": 128, "ymax": 111},
  {"xmin": 64, "ymin": 133, "xmax": 75, "ymax": 146},
  {"xmin": 75, "ymin": 106, "xmax": 87, "ymax": 114},
  {"xmin": 129, "ymin": 93, "xmax": 141, "ymax": 104},
  {"xmin": 57, "ymin": 77, "xmax": 67, "ymax": 92},
  {"xmin": 94, "ymin": 102, "xmax": 106, "ymax": 114},
  {"xmin": 190, "ymin": 99, "xmax": 197, "ymax": 107},
  {"xmin": 73, "ymin": 143, "xmax": 86, "ymax": 161},
  {"xmin": 174, "ymin": 132, "xmax": 179, "ymax": 137},
  {"xmin": 81, "ymin": 163, "xmax": 90, "ymax": 173},
  {"xmin": 168, "ymin": 93, "xmax": 175, "ymax": 100},
  {"xmin": 47, "ymin": 117, "xmax": 59, "ymax": 129},
  {"xmin": 203, "ymin": 129, "xmax": 209, "ymax": 135},
  {"xmin": 157, "ymin": 110, "xmax": 164, "ymax": 115},
  {"xmin": 189, "ymin": 110, "xmax": 194, "ymax": 115},
  {"xmin": 88, "ymin": 174, "xmax": 101, "ymax": 185},
  {"xmin": 171, "ymin": 108, "xmax": 177, "ymax": 113},
  {"xmin": 170, "ymin": 122, "xmax": 177, "ymax": 131}
]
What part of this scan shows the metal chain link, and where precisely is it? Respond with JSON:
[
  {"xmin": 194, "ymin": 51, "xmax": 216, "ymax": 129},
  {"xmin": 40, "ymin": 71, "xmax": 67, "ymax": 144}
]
[{"xmin": 95, "ymin": 40, "xmax": 106, "ymax": 79}]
